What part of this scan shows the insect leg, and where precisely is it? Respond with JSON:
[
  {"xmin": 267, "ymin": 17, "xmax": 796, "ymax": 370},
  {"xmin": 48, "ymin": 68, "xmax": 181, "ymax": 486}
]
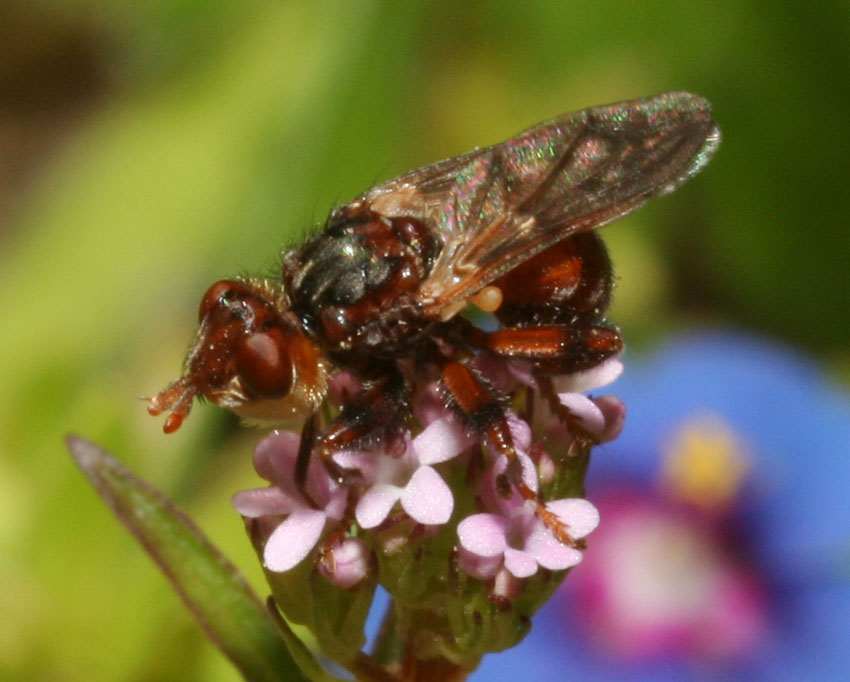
[
  {"xmin": 484, "ymin": 322, "xmax": 622, "ymax": 445},
  {"xmin": 317, "ymin": 367, "xmax": 410, "ymax": 476},
  {"xmin": 439, "ymin": 360, "xmax": 584, "ymax": 548},
  {"xmin": 440, "ymin": 361, "xmax": 511, "ymax": 451},
  {"xmin": 484, "ymin": 324, "xmax": 622, "ymax": 372},
  {"xmin": 294, "ymin": 411, "xmax": 319, "ymax": 494}
]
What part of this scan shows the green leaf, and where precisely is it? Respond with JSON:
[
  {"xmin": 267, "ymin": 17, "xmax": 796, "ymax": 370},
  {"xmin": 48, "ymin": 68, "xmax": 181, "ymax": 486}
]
[{"xmin": 66, "ymin": 435, "xmax": 312, "ymax": 682}]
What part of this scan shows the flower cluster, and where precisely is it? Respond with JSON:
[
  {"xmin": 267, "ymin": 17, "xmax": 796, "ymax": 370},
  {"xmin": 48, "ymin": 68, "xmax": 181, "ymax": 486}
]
[{"xmin": 232, "ymin": 354, "xmax": 624, "ymax": 670}]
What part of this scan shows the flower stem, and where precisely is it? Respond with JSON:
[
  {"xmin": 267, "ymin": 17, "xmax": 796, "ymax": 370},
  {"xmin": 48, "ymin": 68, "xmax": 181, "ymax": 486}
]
[
  {"xmin": 400, "ymin": 653, "xmax": 469, "ymax": 682},
  {"xmin": 350, "ymin": 653, "xmax": 403, "ymax": 682}
]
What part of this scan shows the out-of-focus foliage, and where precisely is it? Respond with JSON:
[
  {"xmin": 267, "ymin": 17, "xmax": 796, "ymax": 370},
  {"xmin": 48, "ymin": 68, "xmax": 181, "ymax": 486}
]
[{"xmin": 0, "ymin": 1, "xmax": 847, "ymax": 680}]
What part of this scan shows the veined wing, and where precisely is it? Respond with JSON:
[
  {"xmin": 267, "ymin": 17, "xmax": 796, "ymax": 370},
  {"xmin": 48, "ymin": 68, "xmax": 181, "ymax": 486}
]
[{"xmin": 361, "ymin": 91, "xmax": 719, "ymax": 315}]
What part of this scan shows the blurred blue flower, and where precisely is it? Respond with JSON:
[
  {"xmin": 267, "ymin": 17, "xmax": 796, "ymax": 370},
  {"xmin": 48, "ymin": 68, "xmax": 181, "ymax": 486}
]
[{"xmin": 474, "ymin": 331, "xmax": 850, "ymax": 682}]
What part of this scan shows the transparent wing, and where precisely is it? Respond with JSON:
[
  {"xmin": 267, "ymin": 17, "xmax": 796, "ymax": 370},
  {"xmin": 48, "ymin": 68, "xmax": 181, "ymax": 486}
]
[{"xmin": 360, "ymin": 91, "xmax": 720, "ymax": 314}]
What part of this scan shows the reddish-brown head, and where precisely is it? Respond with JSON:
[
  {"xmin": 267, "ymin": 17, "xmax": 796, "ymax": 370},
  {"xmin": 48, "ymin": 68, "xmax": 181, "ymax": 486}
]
[{"xmin": 148, "ymin": 278, "xmax": 326, "ymax": 433}]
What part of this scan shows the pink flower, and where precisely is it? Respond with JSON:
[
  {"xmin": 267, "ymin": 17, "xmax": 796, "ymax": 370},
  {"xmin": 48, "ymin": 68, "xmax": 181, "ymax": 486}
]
[
  {"xmin": 568, "ymin": 489, "xmax": 767, "ymax": 661},
  {"xmin": 232, "ymin": 352, "xmax": 623, "ymax": 594},
  {"xmin": 318, "ymin": 536, "xmax": 370, "ymax": 589},
  {"xmin": 475, "ymin": 420, "xmax": 539, "ymax": 515},
  {"xmin": 335, "ymin": 418, "xmax": 470, "ymax": 530},
  {"xmin": 554, "ymin": 357, "xmax": 626, "ymax": 443},
  {"xmin": 457, "ymin": 497, "xmax": 600, "ymax": 580},
  {"xmin": 231, "ymin": 431, "xmax": 348, "ymax": 573}
]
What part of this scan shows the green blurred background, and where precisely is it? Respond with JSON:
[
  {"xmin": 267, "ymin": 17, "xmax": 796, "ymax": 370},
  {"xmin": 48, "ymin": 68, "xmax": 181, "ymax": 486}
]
[{"xmin": 1, "ymin": 1, "xmax": 848, "ymax": 680}]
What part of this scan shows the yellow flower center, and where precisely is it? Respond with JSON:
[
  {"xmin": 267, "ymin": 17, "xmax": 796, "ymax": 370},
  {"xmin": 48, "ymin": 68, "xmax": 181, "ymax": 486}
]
[{"xmin": 661, "ymin": 414, "xmax": 750, "ymax": 510}]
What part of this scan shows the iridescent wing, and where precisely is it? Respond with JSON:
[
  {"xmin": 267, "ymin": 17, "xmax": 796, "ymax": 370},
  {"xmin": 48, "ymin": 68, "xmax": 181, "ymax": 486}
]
[{"xmin": 360, "ymin": 91, "xmax": 720, "ymax": 316}]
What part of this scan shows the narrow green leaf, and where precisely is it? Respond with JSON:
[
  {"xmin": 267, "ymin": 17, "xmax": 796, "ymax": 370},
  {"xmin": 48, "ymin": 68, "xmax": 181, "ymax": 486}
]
[{"xmin": 66, "ymin": 435, "xmax": 310, "ymax": 682}]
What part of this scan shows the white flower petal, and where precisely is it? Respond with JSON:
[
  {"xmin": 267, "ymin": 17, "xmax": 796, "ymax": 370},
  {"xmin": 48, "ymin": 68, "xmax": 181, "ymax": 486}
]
[
  {"xmin": 506, "ymin": 360, "xmax": 536, "ymax": 387},
  {"xmin": 458, "ymin": 547, "xmax": 502, "ymax": 579},
  {"xmin": 253, "ymin": 431, "xmax": 300, "ymax": 485},
  {"xmin": 400, "ymin": 466, "xmax": 453, "ymax": 525},
  {"xmin": 524, "ymin": 520, "xmax": 585, "ymax": 571},
  {"xmin": 356, "ymin": 483, "xmax": 402, "ymax": 529},
  {"xmin": 555, "ymin": 357, "xmax": 624, "ymax": 393},
  {"xmin": 506, "ymin": 412, "xmax": 532, "ymax": 453},
  {"xmin": 547, "ymin": 498, "xmax": 600, "ymax": 539},
  {"xmin": 504, "ymin": 547, "xmax": 539, "ymax": 578},
  {"xmin": 231, "ymin": 486, "xmax": 299, "ymax": 518},
  {"xmin": 529, "ymin": 535, "xmax": 584, "ymax": 571},
  {"xmin": 413, "ymin": 418, "xmax": 472, "ymax": 464},
  {"xmin": 557, "ymin": 393, "xmax": 606, "ymax": 435},
  {"xmin": 333, "ymin": 450, "xmax": 380, "ymax": 481},
  {"xmin": 457, "ymin": 513, "xmax": 508, "ymax": 557},
  {"xmin": 263, "ymin": 509, "xmax": 326, "ymax": 572},
  {"xmin": 592, "ymin": 395, "xmax": 627, "ymax": 442}
]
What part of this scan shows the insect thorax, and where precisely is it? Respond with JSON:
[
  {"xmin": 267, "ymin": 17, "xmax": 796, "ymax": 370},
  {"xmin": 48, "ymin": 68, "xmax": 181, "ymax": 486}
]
[{"xmin": 285, "ymin": 203, "xmax": 441, "ymax": 363}]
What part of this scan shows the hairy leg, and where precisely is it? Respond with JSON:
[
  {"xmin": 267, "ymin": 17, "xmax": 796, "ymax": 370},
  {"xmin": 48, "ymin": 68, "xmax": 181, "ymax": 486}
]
[{"xmin": 315, "ymin": 367, "xmax": 410, "ymax": 480}]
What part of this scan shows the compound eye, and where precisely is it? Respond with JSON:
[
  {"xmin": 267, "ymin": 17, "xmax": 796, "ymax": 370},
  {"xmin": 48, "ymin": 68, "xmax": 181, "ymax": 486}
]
[
  {"xmin": 235, "ymin": 328, "xmax": 293, "ymax": 399},
  {"xmin": 199, "ymin": 280, "xmax": 241, "ymax": 322}
]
